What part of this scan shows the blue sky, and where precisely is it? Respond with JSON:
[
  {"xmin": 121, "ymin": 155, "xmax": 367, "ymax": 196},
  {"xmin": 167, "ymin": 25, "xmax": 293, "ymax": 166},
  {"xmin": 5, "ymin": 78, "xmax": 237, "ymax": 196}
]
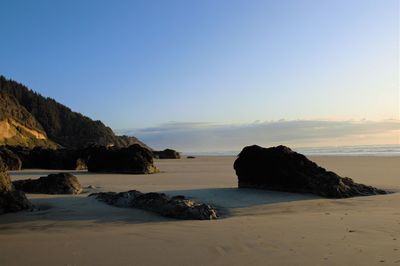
[{"xmin": 0, "ymin": 0, "xmax": 398, "ymax": 150}]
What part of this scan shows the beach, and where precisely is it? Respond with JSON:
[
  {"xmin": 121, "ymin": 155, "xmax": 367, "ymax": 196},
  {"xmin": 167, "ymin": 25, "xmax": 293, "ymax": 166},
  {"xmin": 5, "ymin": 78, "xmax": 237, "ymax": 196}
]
[{"xmin": 0, "ymin": 156, "xmax": 399, "ymax": 265}]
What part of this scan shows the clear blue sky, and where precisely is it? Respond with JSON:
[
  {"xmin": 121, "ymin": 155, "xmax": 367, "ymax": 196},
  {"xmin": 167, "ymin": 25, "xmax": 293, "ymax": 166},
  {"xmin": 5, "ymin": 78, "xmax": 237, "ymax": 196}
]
[{"xmin": 0, "ymin": 0, "xmax": 398, "ymax": 132}]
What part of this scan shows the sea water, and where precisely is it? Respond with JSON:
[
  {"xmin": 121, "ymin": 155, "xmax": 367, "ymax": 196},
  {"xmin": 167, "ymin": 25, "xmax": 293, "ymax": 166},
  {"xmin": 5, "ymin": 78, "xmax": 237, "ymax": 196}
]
[
  {"xmin": 185, "ymin": 144, "xmax": 400, "ymax": 156},
  {"xmin": 296, "ymin": 144, "xmax": 400, "ymax": 156}
]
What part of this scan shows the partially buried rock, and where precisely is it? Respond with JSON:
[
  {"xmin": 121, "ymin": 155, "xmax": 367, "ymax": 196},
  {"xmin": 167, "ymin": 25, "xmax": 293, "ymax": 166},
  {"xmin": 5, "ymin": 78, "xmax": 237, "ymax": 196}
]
[
  {"xmin": 13, "ymin": 173, "xmax": 82, "ymax": 194},
  {"xmin": 0, "ymin": 161, "xmax": 32, "ymax": 214},
  {"xmin": 0, "ymin": 147, "xmax": 22, "ymax": 170},
  {"xmin": 87, "ymin": 144, "xmax": 158, "ymax": 174},
  {"xmin": 234, "ymin": 145, "xmax": 388, "ymax": 198},
  {"xmin": 90, "ymin": 190, "xmax": 218, "ymax": 220}
]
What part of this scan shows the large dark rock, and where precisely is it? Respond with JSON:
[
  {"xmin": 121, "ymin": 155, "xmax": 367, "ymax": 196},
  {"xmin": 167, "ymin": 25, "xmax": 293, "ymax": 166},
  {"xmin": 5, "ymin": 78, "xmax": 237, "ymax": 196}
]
[
  {"xmin": 234, "ymin": 145, "xmax": 388, "ymax": 198},
  {"xmin": 13, "ymin": 173, "xmax": 82, "ymax": 194},
  {"xmin": 153, "ymin": 149, "xmax": 181, "ymax": 159},
  {"xmin": 0, "ymin": 161, "xmax": 32, "ymax": 214},
  {"xmin": 90, "ymin": 190, "xmax": 218, "ymax": 220},
  {"xmin": 0, "ymin": 146, "xmax": 22, "ymax": 170},
  {"xmin": 87, "ymin": 144, "xmax": 158, "ymax": 174}
]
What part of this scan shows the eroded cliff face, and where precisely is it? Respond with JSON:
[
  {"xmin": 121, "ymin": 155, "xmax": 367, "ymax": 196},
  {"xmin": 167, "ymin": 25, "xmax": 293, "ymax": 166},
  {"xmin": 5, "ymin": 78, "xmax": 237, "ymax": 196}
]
[
  {"xmin": 0, "ymin": 92, "xmax": 57, "ymax": 148},
  {"xmin": 0, "ymin": 119, "xmax": 54, "ymax": 147},
  {"xmin": 0, "ymin": 119, "xmax": 47, "ymax": 140}
]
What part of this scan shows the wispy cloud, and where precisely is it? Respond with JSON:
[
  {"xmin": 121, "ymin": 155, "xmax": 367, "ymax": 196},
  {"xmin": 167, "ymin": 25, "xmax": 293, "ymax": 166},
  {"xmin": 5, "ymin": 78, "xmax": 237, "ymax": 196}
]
[{"xmin": 117, "ymin": 119, "xmax": 400, "ymax": 152}]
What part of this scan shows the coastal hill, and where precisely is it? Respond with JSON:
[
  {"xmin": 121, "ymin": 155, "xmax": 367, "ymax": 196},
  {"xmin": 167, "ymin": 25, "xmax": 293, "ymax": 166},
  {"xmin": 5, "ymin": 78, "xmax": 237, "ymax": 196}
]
[
  {"xmin": 0, "ymin": 91, "xmax": 57, "ymax": 148},
  {"xmin": 0, "ymin": 75, "xmax": 148, "ymax": 149}
]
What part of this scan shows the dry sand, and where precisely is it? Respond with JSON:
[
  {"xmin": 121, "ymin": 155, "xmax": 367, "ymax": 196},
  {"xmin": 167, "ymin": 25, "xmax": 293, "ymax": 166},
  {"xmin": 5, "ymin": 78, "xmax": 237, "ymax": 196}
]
[{"xmin": 0, "ymin": 156, "xmax": 399, "ymax": 265}]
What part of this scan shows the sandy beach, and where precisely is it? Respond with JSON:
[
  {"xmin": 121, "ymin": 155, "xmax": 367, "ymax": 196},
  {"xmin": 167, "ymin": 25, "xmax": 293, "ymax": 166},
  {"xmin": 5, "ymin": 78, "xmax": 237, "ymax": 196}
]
[{"xmin": 0, "ymin": 156, "xmax": 399, "ymax": 265}]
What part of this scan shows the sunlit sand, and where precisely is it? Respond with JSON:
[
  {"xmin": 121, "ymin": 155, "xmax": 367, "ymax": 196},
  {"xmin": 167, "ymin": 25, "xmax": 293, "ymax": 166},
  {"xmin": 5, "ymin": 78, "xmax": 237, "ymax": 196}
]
[{"xmin": 0, "ymin": 156, "xmax": 399, "ymax": 265}]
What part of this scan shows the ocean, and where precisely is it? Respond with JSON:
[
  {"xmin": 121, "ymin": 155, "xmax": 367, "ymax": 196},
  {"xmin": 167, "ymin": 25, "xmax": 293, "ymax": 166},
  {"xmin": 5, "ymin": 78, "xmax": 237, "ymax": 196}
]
[
  {"xmin": 184, "ymin": 144, "xmax": 400, "ymax": 156},
  {"xmin": 296, "ymin": 144, "xmax": 400, "ymax": 156}
]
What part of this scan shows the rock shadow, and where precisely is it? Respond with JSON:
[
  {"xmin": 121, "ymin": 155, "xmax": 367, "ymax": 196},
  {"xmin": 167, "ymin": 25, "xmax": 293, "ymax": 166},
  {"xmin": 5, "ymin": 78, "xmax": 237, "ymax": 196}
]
[{"xmin": 161, "ymin": 187, "xmax": 320, "ymax": 216}]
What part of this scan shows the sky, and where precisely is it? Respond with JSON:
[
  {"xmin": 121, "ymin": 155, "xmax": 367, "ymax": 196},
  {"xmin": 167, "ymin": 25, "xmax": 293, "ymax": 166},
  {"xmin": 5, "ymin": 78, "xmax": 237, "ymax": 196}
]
[{"xmin": 0, "ymin": 0, "xmax": 399, "ymax": 151}]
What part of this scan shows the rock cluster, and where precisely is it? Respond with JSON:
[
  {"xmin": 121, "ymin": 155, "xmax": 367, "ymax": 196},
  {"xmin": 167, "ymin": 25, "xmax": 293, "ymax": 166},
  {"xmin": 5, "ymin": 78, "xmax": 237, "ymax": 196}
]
[
  {"xmin": 0, "ymin": 161, "xmax": 31, "ymax": 214},
  {"xmin": 10, "ymin": 146, "xmax": 87, "ymax": 170},
  {"xmin": 13, "ymin": 173, "xmax": 82, "ymax": 194},
  {"xmin": 3, "ymin": 144, "xmax": 158, "ymax": 174},
  {"xmin": 87, "ymin": 144, "xmax": 158, "ymax": 174},
  {"xmin": 234, "ymin": 145, "xmax": 388, "ymax": 198},
  {"xmin": 90, "ymin": 190, "xmax": 218, "ymax": 220}
]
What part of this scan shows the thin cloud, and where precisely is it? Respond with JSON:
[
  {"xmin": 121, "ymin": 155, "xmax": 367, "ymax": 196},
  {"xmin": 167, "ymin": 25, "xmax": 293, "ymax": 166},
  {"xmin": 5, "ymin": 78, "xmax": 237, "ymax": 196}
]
[{"xmin": 118, "ymin": 119, "xmax": 400, "ymax": 152}]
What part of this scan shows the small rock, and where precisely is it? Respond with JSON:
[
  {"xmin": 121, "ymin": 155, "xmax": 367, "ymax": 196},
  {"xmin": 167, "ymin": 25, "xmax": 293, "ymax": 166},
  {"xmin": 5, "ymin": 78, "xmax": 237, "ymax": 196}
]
[{"xmin": 13, "ymin": 173, "xmax": 82, "ymax": 194}]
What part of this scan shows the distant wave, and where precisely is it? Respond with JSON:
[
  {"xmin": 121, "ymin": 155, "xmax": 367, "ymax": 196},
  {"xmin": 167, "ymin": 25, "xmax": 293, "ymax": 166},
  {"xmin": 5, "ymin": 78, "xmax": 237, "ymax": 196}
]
[
  {"xmin": 296, "ymin": 145, "xmax": 400, "ymax": 156},
  {"xmin": 184, "ymin": 144, "xmax": 400, "ymax": 156}
]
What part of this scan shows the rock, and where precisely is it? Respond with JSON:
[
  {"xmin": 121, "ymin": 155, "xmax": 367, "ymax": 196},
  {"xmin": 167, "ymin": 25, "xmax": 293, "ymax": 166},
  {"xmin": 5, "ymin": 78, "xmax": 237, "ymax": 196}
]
[
  {"xmin": 90, "ymin": 190, "xmax": 218, "ymax": 220},
  {"xmin": 74, "ymin": 158, "xmax": 87, "ymax": 170},
  {"xmin": 0, "ymin": 161, "xmax": 32, "ymax": 214},
  {"xmin": 13, "ymin": 173, "xmax": 82, "ymax": 194},
  {"xmin": 234, "ymin": 145, "xmax": 388, "ymax": 198},
  {"xmin": 0, "ymin": 146, "xmax": 22, "ymax": 170},
  {"xmin": 187, "ymin": 156, "xmax": 196, "ymax": 159},
  {"xmin": 153, "ymin": 149, "xmax": 181, "ymax": 159},
  {"xmin": 87, "ymin": 144, "xmax": 158, "ymax": 174}
]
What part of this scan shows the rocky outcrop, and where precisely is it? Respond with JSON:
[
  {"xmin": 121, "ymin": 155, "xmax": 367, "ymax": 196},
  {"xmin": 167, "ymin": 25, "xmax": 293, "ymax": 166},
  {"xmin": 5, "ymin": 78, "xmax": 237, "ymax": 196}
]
[
  {"xmin": 0, "ymin": 161, "xmax": 32, "ymax": 214},
  {"xmin": 0, "ymin": 146, "xmax": 22, "ymax": 170},
  {"xmin": 90, "ymin": 190, "xmax": 218, "ymax": 220},
  {"xmin": 13, "ymin": 173, "xmax": 82, "ymax": 194},
  {"xmin": 234, "ymin": 145, "xmax": 388, "ymax": 198},
  {"xmin": 153, "ymin": 149, "xmax": 181, "ymax": 159},
  {"xmin": 9, "ymin": 146, "xmax": 87, "ymax": 170},
  {"xmin": 87, "ymin": 144, "xmax": 158, "ymax": 174},
  {"xmin": 4, "ymin": 145, "xmax": 157, "ymax": 172}
]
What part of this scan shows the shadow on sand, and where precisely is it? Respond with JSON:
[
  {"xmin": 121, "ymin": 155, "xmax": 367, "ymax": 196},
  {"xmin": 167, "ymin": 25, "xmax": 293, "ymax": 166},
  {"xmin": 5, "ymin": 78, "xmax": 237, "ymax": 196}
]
[
  {"xmin": 160, "ymin": 187, "xmax": 319, "ymax": 216},
  {"xmin": 162, "ymin": 187, "xmax": 318, "ymax": 209},
  {"xmin": 0, "ymin": 187, "xmax": 320, "ymax": 231},
  {"xmin": 0, "ymin": 195, "xmax": 172, "ymax": 231}
]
